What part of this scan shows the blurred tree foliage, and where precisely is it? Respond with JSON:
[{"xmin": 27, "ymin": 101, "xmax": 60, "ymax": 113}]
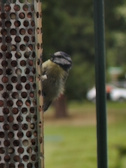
[
  {"xmin": 42, "ymin": 0, "xmax": 126, "ymax": 100},
  {"xmin": 105, "ymin": 0, "xmax": 126, "ymax": 67}
]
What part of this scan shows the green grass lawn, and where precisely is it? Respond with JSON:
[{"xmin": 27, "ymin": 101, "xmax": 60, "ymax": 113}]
[{"xmin": 44, "ymin": 101, "xmax": 126, "ymax": 168}]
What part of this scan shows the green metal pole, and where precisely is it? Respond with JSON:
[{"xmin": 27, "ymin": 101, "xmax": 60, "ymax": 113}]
[{"xmin": 94, "ymin": 0, "xmax": 108, "ymax": 168}]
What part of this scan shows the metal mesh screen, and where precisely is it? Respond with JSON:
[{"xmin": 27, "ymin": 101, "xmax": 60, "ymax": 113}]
[{"xmin": 0, "ymin": 0, "xmax": 43, "ymax": 168}]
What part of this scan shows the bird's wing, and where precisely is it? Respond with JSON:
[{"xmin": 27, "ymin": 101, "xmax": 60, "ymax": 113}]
[{"xmin": 42, "ymin": 100, "xmax": 52, "ymax": 112}]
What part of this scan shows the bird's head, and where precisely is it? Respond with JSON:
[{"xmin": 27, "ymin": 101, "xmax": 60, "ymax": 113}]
[{"xmin": 50, "ymin": 51, "xmax": 72, "ymax": 71}]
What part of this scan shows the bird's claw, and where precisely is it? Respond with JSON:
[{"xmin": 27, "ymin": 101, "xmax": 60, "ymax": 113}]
[{"xmin": 41, "ymin": 75, "xmax": 47, "ymax": 81}]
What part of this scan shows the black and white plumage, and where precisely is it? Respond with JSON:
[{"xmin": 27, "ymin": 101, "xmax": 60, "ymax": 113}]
[{"xmin": 41, "ymin": 51, "xmax": 72, "ymax": 112}]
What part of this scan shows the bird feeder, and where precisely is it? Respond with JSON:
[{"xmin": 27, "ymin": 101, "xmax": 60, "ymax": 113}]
[{"xmin": 0, "ymin": 0, "xmax": 44, "ymax": 168}]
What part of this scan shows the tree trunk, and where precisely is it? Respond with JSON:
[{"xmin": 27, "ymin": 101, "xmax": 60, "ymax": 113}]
[{"xmin": 54, "ymin": 94, "xmax": 68, "ymax": 118}]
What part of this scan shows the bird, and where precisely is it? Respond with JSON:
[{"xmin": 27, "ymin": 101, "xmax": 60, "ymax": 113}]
[{"xmin": 41, "ymin": 51, "xmax": 72, "ymax": 112}]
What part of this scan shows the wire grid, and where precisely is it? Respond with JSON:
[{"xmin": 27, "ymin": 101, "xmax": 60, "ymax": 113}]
[{"xmin": 0, "ymin": 0, "xmax": 43, "ymax": 168}]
